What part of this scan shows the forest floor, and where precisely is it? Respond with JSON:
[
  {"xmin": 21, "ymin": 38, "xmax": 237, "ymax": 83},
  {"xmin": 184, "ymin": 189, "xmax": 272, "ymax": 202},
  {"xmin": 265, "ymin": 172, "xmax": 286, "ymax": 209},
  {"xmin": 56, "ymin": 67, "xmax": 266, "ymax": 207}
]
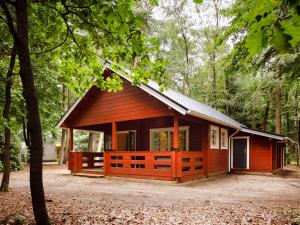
[{"xmin": 0, "ymin": 164, "xmax": 300, "ymax": 225}]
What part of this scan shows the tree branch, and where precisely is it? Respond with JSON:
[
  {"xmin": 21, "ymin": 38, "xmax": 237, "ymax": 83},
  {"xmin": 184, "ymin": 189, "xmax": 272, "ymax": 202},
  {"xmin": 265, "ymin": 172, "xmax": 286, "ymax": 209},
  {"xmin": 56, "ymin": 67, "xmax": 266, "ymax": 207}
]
[
  {"xmin": 66, "ymin": 1, "xmax": 99, "ymax": 9},
  {"xmin": 4, "ymin": 0, "xmax": 15, "ymax": 6},
  {"xmin": 32, "ymin": 31, "xmax": 69, "ymax": 55},
  {"xmin": 36, "ymin": 1, "xmax": 83, "ymax": 55},
  {"xmin": 0, "ymin": 0, "xmax": 17, "ymax": 40}
]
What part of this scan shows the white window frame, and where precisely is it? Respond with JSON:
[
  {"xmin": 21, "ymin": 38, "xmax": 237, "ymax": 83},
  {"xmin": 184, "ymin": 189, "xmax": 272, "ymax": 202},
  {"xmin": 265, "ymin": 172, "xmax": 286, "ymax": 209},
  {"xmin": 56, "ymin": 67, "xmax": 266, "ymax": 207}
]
[
  {"xmin": 149, "ymin": 126, "xmax": 189, "ymax": 151},
  {"xmin": 220, "ymin": 128, "xmax": 228, "ymax": 150},
  {"xmin": 210, "ymin": 125, "xmax": 219, "ymax": 149},
  {"xmin": 117, "ymin": 130, "xmax": 136, "ymax": 151}
]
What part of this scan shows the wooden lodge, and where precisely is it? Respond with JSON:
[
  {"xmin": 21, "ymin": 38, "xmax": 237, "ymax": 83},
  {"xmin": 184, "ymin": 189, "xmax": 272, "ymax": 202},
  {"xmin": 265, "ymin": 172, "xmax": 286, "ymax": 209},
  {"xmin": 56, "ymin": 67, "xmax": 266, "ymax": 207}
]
[{"xmin": 56, "ymin": 63, "xmax": 287, "ymax": 182}]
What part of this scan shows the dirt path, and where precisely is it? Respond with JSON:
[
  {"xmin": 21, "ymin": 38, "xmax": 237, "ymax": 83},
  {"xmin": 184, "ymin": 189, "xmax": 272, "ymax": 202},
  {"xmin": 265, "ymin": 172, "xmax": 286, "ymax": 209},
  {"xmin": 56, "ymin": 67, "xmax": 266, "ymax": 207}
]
[{"xmin": 1, "ymin": 165, "xmax": 300, "ymax": 224}]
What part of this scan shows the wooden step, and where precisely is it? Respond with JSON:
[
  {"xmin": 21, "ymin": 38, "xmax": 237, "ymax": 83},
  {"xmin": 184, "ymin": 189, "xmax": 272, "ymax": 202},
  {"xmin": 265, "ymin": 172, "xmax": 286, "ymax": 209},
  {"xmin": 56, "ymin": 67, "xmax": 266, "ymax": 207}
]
[
  {"xmin": 81, "ymin": 168, "xmax": 104, "ymax": 172},
  {"xmin": 73, "ymin": 173, "xmax": 105, "ymax": 178}
]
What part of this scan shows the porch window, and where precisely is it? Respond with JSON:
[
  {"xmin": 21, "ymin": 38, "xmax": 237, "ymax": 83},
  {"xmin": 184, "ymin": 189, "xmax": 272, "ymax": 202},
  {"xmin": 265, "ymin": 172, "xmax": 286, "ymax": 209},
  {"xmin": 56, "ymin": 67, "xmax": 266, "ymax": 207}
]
[
  {"xmin": 221, "ymin": 128, "xmax": 228, "ymax": 149},
  {"xmin": 150, "ymin": 127, "xmax": 189, "ymax": 151},
  {"xmin": 210, "ymin": 125, "xmax": 219, "ymax": 149}
]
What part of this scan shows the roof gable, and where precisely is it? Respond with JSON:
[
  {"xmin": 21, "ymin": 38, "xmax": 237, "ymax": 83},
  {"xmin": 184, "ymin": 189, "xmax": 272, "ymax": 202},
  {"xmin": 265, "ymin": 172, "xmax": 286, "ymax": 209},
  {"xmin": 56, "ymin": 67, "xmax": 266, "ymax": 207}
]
[{"xmin": 59, "ymin": 77, "xmax": 175, "ymax": 128}]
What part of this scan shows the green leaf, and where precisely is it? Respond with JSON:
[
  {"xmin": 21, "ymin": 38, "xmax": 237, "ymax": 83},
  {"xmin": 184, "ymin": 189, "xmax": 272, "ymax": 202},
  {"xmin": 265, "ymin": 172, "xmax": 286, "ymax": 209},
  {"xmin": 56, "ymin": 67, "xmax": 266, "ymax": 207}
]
[
  {"xmin": 149, "ymin": 0, "xmax": 159, "ymax": 6},
  {"xmin": 281, "ymin": 15, "xmax": 300, "ymax": 47},
  {"xmin": 245, "ymin": 28, "xmax": 266, "ymax": 56},
  {"xmin": 193, "ymin": 0, "xmax": 203, "ymax": 3},
  {"xmin": 270, "ymin": 27, "xmax": 291, "ymax": 53}
]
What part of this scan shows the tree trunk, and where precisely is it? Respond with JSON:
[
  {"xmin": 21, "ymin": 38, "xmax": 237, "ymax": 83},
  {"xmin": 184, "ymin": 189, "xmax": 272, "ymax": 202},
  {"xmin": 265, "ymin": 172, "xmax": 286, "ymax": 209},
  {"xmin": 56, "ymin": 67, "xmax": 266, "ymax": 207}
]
[
  {"xmin": 88, "ymin": 132, "xmax": 98, "ymax": 152},
  {"xmin": 181, "ymin": 32, "xmax": 192, "ymax": 96},
  {"xmin": 211, "ymin": 53, "xmax": 217, "ymax": 108},
  {"xmin": 285, "ymin": 93, "xmax": 289, "ymax": 135},
  {"xmin": 275, "ymin": 81, "xmax": 281, "ymax": 134},
  {"xmin": 211, "ymin": 0, "xmax": 220, "ymax": 108},
  {"xmin": 261, "ymin": 97, "xmax": 270, "ymax": 131},
  {"xmin": 59, "ymin": 129, "xmax": 67, "ymax": 164},
  {"xmin": 14, "ymin": 0, "xmax": 50, "ymax": 224},
  {"xmin": 0, "ymin": 44, "xmax": 17, "ymax": 192},
  {"xmin": 59, "ymin": 84, "xmax": 69, "ymax": 164},
  {"xmin": 297, "ymin": 119, "xmax": 300, "ymax": 166},
  {"xmin": 251, "ymin": 106, "xmax": 257, "ymax": 129},
  {"xmin": 88, "ymin": 132, "xmax": 93, "ymax": 152}
]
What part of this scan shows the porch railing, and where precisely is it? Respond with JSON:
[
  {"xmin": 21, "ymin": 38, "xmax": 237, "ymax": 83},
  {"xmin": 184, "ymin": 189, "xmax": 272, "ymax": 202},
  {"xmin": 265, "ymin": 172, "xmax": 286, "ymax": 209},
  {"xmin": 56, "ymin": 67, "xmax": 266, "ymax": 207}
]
[
  {"xmin": 68, "ymin": 152, "xmax": 104, "ymax": 173},
  {"xmin": 68, "ymin": 150, "xmax": 204, "ymax": 182}
]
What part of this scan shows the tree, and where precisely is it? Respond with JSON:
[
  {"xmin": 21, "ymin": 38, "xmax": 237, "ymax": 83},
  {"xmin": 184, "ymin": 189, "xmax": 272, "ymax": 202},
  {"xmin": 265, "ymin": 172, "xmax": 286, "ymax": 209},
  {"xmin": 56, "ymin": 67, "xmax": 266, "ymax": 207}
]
[
  {"xmin": 1, "ymin": 0, "xmax": 50, "ymax": 223},
  {"xmin": 1, "ymin": 0, "xmax": 166, "ymax": 224},
  {"xmin": 222, "ymin": 0, "xmax": 300, "ymax": 160},
  {"xmin": 0, "ymin": 43, "xmax": 16, "ymax": 192}
]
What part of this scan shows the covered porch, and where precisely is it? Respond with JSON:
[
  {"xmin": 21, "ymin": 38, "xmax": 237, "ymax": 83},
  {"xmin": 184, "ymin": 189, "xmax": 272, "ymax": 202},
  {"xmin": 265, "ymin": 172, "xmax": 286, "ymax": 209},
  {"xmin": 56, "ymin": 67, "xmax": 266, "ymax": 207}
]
[{"xmin": 67, "ymin": 115, "xmax": 207, "ymax": 182}]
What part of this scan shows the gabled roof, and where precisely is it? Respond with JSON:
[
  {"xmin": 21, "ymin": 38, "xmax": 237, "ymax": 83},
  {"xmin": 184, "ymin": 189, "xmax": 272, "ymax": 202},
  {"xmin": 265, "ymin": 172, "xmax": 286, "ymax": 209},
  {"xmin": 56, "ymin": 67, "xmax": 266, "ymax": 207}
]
[
  {"xmin": 145, "ymin": 79, "xmax": 244, "ymax": 128},
  {"xmin": 55, "ymin": 62, "xmax": 286, "ymax": 141}
]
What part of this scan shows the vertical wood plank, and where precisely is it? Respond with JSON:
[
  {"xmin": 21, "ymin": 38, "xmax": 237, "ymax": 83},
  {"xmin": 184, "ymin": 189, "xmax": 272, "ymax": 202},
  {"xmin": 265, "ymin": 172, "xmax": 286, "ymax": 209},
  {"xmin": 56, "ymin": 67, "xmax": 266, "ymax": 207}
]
[
  {"xmin": 204, "ymin": 123, "xmax": 209, "ymax": 177},
  {"xmin": 69, "ymin": 128, "xmax": 74, "ymax": 152},
  {"xmin": 173, "ymin": 115, "xmax": 179, "ymax": 150},
  {"xmin": 269, "ymin": 140, "xmax": 273, "ymax": 172},
  {"xmin": 104, "ymin": 151, "xmax": 110, "ymax": 175},
  {"xmin": 112, "ymin": 121, "xmax": 117, "ymax": 150}
]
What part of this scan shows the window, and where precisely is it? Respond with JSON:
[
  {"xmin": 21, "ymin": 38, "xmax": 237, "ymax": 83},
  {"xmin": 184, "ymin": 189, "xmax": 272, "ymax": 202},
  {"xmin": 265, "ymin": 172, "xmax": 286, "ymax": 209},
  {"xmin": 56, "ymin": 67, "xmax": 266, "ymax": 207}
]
[
  {"xmin": 210, "ymin": 125, "xmax": 219, "ymax": 149},
  {"xmin": 221, "ymin": 128, "xmax": 228, "ymax": 149},
  {"xmin": 150, "ymin": 127, "xmax": 189, "ymax": 151}
]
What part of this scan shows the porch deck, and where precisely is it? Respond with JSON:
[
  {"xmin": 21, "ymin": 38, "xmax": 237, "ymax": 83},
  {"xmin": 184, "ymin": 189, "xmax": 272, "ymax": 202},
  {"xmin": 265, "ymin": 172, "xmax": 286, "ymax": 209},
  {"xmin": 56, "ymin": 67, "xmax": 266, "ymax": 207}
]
[{"xmin": 68, "ymin": 151, "xmax": 205, "ymax": 182}]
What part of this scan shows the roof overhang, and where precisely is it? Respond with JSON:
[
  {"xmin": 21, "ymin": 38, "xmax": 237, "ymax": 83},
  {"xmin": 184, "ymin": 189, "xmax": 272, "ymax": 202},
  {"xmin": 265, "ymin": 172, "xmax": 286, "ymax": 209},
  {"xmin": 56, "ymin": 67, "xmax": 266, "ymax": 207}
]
[
  {"xmin": 240, "ymin": 127, "xmax": 285, "ymax": 141},
  {"xmin": 187, "ymin": 110, "xmax": 240, "ymax": 129},
  {"xmin": 55, "ymin": 96, "xmax": 84, "ymax": 128}
]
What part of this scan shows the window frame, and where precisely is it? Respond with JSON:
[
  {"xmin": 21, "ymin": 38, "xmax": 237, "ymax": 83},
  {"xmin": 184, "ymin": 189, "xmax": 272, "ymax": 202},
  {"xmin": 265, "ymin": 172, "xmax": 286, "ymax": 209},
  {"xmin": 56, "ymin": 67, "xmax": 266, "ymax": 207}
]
[
  {"xmin": 210, "ymin": 125, "xmax": 219, "ymax": 149},
  {"xmin": 149, "ymin": 126, "xmax": 189, "ymax": 151},
  {"xmin": 220, "ymin": 128, "xmax": 228, "ymax": 150}
]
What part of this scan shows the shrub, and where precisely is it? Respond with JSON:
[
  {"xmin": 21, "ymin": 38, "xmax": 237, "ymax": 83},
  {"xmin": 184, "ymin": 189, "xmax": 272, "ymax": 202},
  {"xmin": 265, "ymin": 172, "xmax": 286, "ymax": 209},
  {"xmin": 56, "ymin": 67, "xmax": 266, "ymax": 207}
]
[{"xmin": 0, "ymin": 132, "xmax": 25, "ymax": 172}]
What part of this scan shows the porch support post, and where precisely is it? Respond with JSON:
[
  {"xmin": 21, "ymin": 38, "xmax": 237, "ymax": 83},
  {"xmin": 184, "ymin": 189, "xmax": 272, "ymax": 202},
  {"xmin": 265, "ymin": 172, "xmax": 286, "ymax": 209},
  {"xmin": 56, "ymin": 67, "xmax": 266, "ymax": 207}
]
[
  {"xmin": 112, "ymin": 121, "xmax": 117, "ymax": 150},
  {"xmin": 173, "ymin": 115, "xmax": 179, "ymax": 150},
  {"xmin": 69, "ymin": 128, "xmax": 74, "ymax": 152}
]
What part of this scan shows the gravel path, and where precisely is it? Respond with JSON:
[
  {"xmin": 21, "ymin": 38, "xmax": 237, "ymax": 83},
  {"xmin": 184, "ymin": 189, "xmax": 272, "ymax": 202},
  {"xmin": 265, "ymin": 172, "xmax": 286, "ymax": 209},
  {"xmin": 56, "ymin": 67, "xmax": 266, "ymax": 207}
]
[{"xmin": 0, "ymin": 164, "xmax": 300, "ymax": 224}]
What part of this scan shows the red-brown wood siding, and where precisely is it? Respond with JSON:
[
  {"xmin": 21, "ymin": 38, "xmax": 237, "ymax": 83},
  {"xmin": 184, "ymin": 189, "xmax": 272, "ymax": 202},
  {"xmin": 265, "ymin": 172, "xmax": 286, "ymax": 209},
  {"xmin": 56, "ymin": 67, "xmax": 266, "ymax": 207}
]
[
  {"xmin": 208, "ymin": 150, "xmax": 228, "ymax": 174},
  {"xmin": 207, "ymin": 123, "xmax": 230, "ymax": 175},
  {"xmin": 249, "ymin": 135, "xmax": 272, "ymax": 172},
  {"xmin": 62, "ymin": 78, "xmax": 173, "ymax": 128},
  {"xmin": 235, "ymin": 132, "xmax": 273, "ymax": 172}
]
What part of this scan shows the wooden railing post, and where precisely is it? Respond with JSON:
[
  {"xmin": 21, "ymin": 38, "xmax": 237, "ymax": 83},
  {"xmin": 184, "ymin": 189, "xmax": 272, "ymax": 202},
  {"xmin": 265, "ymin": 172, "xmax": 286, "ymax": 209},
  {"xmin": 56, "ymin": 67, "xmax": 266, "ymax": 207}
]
[
  {"xmin": 85, "ymin": 153, "xmax": 94, "ymax": 168},
  {"xmin": 177, "ymin": 151, "xmax": 182, "ymax": 179},
  {"xmin": 104, "ymin": 151, "xmax": 109, "ymax": 175},
  {"xmin": 112, "ymin": 121, "xmax": 117, "ymax": 151},
  {"xmin": 172, "ymin": 150, "xmax": 180, "ymax": 181},
  {"xmin": 67, "ymin": 152, "xmax": 73, "ymax": 171},
  {"xmin": 75, "ymin": 152, "xmax": 82, "ymax": 173},
  {"xmin": 173, "ymin": 115, "xmax": 179, "ymax": 150}
]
